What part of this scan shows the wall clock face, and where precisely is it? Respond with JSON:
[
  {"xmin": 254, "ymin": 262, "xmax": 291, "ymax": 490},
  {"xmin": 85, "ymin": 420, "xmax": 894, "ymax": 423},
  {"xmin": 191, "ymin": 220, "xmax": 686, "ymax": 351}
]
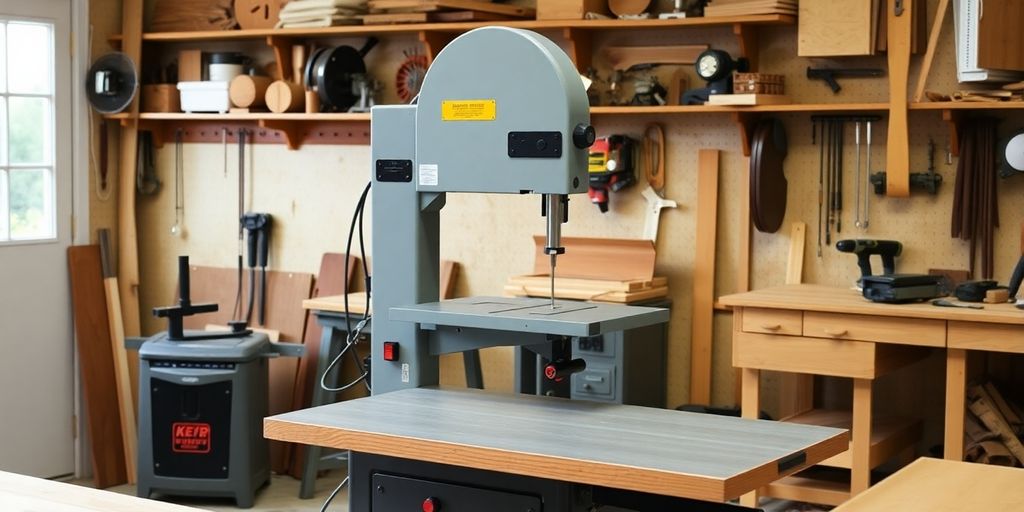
[{"xmin": 698, "ymin": 54, "xmax": 720, "ymax": 80}]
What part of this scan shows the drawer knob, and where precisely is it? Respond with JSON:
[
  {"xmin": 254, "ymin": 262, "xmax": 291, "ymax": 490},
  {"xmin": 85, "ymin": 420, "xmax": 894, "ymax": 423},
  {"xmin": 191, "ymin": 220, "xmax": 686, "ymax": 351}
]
[
  {"xmin": 824, "ymin": 328, "xmax": 848, "ymax": 338},
  {"xmin": 760, "ymin": 324, "xmax": 782, "ymax": 331}
]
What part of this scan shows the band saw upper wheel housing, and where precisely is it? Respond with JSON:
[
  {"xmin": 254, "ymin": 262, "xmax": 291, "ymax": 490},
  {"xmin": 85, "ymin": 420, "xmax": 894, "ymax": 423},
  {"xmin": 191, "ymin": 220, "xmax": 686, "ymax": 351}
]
[{"xmin": 411, "ymin": 27, "xmax": 592, "ymax": 196}]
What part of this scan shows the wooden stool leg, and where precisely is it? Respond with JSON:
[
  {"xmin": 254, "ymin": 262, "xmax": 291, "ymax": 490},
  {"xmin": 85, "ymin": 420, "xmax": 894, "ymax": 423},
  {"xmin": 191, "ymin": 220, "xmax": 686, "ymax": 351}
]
[
  {"xmin": 851, "ymin": 378, "xmax": 873, "ymax": 495},
  {"xmin": 740, "ymin": 368, "xmax": 761, "ymax": 508},
  {"xmin": 945, "ymin": 348, "xmax": 968, "ymax": 461}
]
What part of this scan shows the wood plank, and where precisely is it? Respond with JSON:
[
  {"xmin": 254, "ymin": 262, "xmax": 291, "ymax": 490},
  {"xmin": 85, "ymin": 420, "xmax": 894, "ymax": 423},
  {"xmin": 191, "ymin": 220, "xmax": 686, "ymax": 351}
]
[
  {"xmin": 734, "ymin": 332, "xmax": 927, "ymax": 379},
  {"xmin": 944, "ymin": 349, "xmax": 966, "ymax": 461},
  {"xmin": 690, "ymin": 149, "xmax": 719, "ymax": 405},
  {"xmin": 0, "ymin": 470, "xmax": 210, "ymax": 512},
  {"xmin": 302, "ymin": 292, "xmax": 369, "ymax": 314},
  {"xmin": 886, "ymin": 0, "xmax": 912, "ymax": 197},
  {"xmin": 98, "ymin": 231, "xmax": 136, "ymax": 484},
  {"xmin": 363, "ymin": 12, "xmax": 428, "ymax": 24},
  {"xmin": 778, "ymin": 222, "xmax": 813, "ymax": 418},
  {"xmin": 67, "ymin": 246, "xmax": 127, "ymax": 488},
  {"xmin": 785, "ymin": 222, "xmax": 806, "ymax": 285},
  {"xmin": 531, "ymin": 236, "xmax": 656, "ymax": 282},
  {"xmin": 976, "ymin": 0, "xmax": 1024, "ymax": 72},
  {"xmin": 603, "ymin": 44, "xmax": 707, "ymax": 70},
  {"xmin": 912, "ymin": 0, "xmax": 949, "ymax": 103},
  {"xmin": 507, "ymin": 275, "xmax": 667, "ymax": 292},
  {"xmin": 504, "ymin": 284, "xmax": 669, "ymax": 304},
  {"xmin": 369, "ymin": 0, "xmax": 534, "ymax": 17},
  {"xmin": 834, "ymin": 458, "xmax": 1024, "ymax": 511},
  {"xmin": 720, "ymin": 284, "xmax": 1024, "ymax": 324},
  {"xmin": 264, "ymin": 387, "xmax": 847, "ymax": 503},
  {"xmin": 766, "ymin": 475, "xmax": 849, "ymax": 506},
  {"xmin": 179, "ymin": 266, "xmax": 314, "ymax": 473},
  {"xmin": 948, "ymin": 321, "xmax": 1024, "ymax": 353},
  {"xmin": 786, "ymin": 409, "xmax": 921, "ymax": 469}
]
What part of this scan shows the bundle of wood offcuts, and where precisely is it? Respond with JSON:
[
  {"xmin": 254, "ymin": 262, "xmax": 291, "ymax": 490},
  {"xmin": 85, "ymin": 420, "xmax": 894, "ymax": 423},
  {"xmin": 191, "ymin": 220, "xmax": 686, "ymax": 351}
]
[
  {"xmin": 276, "ymin": 0, "xmax": 368, "ymax": 28},
  {"xmin": 363, "ymin": 0, "xmax": 535, "ymax": 25},
  {"xmin": 704, "ymin": 0, "xmax": 797, "ymax": 16},
  {"xmin": 151, "ymin": 0, "xmax": 237, "ymax": 32},
  {"xmin": 965, "ymin": 382, "xmax": 1024, "ymax": 467}
]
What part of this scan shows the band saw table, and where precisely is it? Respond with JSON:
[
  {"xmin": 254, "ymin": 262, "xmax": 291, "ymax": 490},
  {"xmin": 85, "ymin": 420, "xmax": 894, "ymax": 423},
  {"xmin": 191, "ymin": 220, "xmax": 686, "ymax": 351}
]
[{"xmin": 266, "ymin": 387, "xmax": 847, "ymax": 508}]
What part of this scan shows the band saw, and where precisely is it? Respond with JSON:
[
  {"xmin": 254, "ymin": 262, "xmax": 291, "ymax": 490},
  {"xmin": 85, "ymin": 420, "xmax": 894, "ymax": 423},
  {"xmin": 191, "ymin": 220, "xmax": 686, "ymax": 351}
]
[{"xmin": 265, "ymin": 26, "xmax": 847, "ymax": 511}]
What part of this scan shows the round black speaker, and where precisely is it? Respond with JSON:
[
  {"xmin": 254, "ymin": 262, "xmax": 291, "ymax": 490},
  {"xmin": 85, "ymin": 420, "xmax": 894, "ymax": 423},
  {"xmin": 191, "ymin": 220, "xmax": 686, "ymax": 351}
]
[{"xmin": 86, "ymin": 52, "xmax": 138, "ymax": 114}]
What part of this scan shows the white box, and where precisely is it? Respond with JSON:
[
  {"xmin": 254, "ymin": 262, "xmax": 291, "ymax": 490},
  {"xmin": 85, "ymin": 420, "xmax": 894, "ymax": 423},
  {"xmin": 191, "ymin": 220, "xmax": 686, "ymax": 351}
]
[{"xmin": 177, "ymin": 81, "xmax": 230, "ymax": 113}]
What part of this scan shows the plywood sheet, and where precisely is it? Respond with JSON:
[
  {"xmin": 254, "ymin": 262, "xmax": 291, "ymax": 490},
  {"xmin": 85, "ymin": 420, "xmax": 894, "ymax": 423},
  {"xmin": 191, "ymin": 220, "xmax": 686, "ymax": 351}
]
[
  {"xmin": 799, "ymin": 0, "xmax": 874, "ymax": 56},
  {"xmin": 178, "ymin": 265, "xmax": 313, "ymax": 473},
  {"xmin": 68, "ymin": 246, "xmax": 127, "ymax": 488}
]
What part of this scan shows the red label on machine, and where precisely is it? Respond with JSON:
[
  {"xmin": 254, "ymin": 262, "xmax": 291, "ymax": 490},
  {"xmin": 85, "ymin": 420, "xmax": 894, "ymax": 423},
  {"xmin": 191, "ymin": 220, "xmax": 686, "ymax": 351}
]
[{"xmin": 172, "ymin": 422, "xmax": 211, "ymax": 453}]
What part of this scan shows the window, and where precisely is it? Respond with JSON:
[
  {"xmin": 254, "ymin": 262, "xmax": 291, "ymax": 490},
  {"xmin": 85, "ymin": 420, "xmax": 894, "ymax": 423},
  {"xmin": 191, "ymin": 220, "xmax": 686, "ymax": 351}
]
[{"xmin": 0, "ymin": 19, "xmax": 55, "ymax": 242}]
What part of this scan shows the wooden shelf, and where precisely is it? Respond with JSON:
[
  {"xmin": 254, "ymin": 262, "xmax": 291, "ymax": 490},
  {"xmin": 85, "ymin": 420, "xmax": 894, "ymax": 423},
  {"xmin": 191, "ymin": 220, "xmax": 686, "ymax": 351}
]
[
  {"xmin": 112, "ymin": 14, "xmax": 794, "ymax": 43},
  {"xmin": 766, "ymin": 474, "xmax": 850, "ymax": 507},
  {"xmin": 592, "ymin": 103, "xmax": 889, "ymax": 115},
  {"xmin": 784, "ymin": 409, "xmax": 921, "ymax": 470},
  {"xmin": 910, "ymin": 101, "xmax": 1024, "ymax": 110}
]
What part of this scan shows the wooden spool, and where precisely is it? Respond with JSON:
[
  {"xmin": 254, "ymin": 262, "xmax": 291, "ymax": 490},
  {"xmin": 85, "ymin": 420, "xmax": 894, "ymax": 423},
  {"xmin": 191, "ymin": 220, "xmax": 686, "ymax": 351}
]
[
  {"xmin": 234, "ymin": 0, "xmax": 288, "ymax": 30},
  {"xmin": 608, "ymin": 0, "xmax": 650, "ymax": 17},
  {"xmin": 229, "ymin": 75, "xmax": 273, "ymax": 108},
  {"xmin": 265, "ymin": 80, "xmax": 303, "ymax": 113}
]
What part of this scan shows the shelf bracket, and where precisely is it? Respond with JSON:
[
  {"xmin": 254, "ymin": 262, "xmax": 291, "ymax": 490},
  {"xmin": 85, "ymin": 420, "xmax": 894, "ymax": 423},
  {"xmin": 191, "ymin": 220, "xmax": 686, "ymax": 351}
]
[
  {"xmin": 733, "ymin": 24, "xmax": 759, "ymax": 72},
  {"xmin": 732, "ymin": 111, "xmax": 759, "ymax": 157},
  {"xmin": 419, "ymin": 30, "xmax": 455, "ymax": 65},
  {"xmin": 259, "ymin": 119, "xmax": 302, "ymax": 150},
  {"xmin": 267, "ymin": 36, "xmax": 296, "ymax": 82},
  {"xmin": 942, "ymin": 109, "xmax": 962, "ymax": 158},
  {"xmin": 562, "ymin": 28, "xmax": 592, "ymax": 74}
]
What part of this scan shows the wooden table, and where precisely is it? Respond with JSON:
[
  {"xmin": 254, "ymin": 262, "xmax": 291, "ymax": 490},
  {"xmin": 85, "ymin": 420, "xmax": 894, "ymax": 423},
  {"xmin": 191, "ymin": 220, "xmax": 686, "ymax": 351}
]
[
  {"xmin": 833, "ymin": 457, "xmax": 1024, "ymax": 511},
  {"xmin": 720, "ymin": 284, "xmax": 1024, "ymax": 506},
  {"xmin": 266, "ymin": 387, "xmax": 847, "ymax": 503},
  {"xmin": 0, "ymin": 471, "xmax": 209, "ymax": 512}
]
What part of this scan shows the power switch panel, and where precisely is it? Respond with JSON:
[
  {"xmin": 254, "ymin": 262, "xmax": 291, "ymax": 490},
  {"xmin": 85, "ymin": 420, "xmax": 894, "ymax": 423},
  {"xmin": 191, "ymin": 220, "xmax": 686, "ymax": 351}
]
[
  {"xmin": 376, "ymin": 159, "xmax": 413, "ymax": 182},
  {"xmin": 383, "ymin": 342, "xmax": 399, "ymax": 361},
  {"xmin": 508, "ymin": 131, "xmax": 562, "ymax": 158}
]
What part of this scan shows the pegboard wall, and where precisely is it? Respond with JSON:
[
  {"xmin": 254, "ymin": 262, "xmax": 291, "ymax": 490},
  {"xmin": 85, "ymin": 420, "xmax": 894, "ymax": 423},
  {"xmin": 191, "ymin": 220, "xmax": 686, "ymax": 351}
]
[{"xmin": 93, "ymin": 0, "xmax": 1024, "ymax": 417}]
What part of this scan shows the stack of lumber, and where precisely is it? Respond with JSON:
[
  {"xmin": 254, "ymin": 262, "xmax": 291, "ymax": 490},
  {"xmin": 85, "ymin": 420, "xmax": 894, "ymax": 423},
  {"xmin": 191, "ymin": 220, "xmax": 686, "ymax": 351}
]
[
  {"xmin": 965, "ymin": 382, "xmax": 1024, "ymax": 467},
  {"xmin": 704, "ymin": 0, "xmax": 796, "ymax": 17},
  {"xmin": 504, "ymin": 236, "xmax": 668, "ymax": 304},
  {"xmin": 276, "ymin": 0, "xmax": 367, "ymax": 28},
  {"xmin": 364, "ymin": 0, "xmax": 535, "ymax": 24},
  {"xmin": 150, "ymin": 0, "xmax": 236, "ymax": 32}
]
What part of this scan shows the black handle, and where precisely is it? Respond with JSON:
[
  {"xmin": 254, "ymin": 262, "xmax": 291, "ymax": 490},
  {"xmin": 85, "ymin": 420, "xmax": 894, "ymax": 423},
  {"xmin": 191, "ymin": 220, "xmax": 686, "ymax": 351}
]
[
  {"xmin": 1009, "ymin": 255, "xmax": 1024, "ymax": 299},
  {"xmin": 179, "ymin": 255, "xmax": 191, "ymax": 306},
  {"xmin": 359, "ymin": 37, "xmax": 379, "ymax": 58}
]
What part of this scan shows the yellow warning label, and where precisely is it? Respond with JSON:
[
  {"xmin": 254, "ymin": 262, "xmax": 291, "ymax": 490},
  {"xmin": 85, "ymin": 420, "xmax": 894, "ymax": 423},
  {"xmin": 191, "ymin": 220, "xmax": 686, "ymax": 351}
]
[{"xmin": 441, "ymin": 99, "xmax": 496, "ymax": 121}]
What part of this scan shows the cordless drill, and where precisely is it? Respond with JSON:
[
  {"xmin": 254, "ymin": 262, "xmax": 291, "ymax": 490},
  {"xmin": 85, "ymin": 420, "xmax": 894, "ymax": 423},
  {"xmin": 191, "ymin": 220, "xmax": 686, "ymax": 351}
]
[{"xmin": 835, "ymin": 239, "xmax": 902, "ymax": 278}]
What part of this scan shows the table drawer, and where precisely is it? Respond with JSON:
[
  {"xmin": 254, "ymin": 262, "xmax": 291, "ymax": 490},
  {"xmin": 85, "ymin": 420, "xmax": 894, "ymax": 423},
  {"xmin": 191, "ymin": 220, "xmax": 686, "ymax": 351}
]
[
  {"xmin": 948, "ymin": 322, "xmax": 1024, "ymax": 353},
  {"xmin": 733, "ymin": 332, "xmax": 930, "ymax": 379},
  {"xmin": 742, "ymin": 308, "xmax": 803, "ymax": 336},
  {"xmin": 804, "ymin": 312, "xmax": 945, "ymax": 347}
]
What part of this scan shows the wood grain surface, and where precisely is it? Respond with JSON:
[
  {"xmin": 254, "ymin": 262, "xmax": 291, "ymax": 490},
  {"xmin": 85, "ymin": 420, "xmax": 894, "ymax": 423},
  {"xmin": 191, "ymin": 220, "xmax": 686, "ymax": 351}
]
[
  {"xmin": 265, "ymin": 387, "xmax": 847, "ymax": 502},
  {"xmin": 833, "ymin": 457, "xmax": 1024, "ymax": 511},
  {"xmin": 0, "ymin": 470, "xmax": 210, "ymax": 512},
  {"xmin": 67, "ymin": 246, "xmax": 127, "ymax": 488},
  {"xmin": 720, "ymin": 284, "xmax": 1024, "ymax": 324}
]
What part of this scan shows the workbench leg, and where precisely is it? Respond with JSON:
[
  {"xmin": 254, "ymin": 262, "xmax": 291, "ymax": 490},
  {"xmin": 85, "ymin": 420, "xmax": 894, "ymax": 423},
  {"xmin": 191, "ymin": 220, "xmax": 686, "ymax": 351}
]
[
  {"xmin": 740, "ymin": 368, "xmax": 761, "ymax": 508},
  {"xmin": 299, "ymin": 325, "xmax": 343, "ymax": 499},
  {"xmin": 945, "ymin": 348, "xmax": 968, "ymax": 461},
  {"xmin": 851, "ymin": 378, "xmax": 873, "ymax": 496}
]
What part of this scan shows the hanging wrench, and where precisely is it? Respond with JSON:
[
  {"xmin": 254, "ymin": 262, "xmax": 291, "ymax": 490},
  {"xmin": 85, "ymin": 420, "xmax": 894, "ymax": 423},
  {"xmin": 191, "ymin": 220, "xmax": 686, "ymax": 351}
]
[
  {"xmin": 854, "ymin": 121, "xmax": 862, "ymax": 228},
  {"xmin": 864, "ymin": 121, "xmax": 872, "ymax": 229}
]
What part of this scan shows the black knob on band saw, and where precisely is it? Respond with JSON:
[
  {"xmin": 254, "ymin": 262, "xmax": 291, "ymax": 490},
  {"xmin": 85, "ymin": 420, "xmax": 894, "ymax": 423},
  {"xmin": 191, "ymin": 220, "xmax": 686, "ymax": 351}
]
[
  {"xmin": 573, "ymin": 123, "xmax": 596, "ymax": 149},
  {"xmin": 544, "ymin": 358, "xmax": 587, "ymax": 382}
]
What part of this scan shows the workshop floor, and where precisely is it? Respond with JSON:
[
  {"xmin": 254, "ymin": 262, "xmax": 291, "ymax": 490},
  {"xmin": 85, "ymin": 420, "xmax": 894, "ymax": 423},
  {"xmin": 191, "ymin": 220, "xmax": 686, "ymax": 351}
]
[{"xmin": 74, "ymin": 471, "xmax": 349, "ymax": 511}]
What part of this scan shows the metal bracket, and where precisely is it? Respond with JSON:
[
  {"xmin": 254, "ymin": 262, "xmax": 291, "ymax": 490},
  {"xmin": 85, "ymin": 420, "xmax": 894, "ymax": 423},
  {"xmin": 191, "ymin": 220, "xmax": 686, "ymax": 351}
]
[{"xmin": 895, "ymin": 0, "xmax": 904, "ymax": 16}]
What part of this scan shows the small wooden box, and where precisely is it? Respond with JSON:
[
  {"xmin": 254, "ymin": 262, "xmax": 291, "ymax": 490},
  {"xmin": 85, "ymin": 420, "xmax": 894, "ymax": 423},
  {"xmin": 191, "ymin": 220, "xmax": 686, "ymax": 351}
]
[
  {"xmin": 733, "ymin": 72, "xmax": 785, "ymax": 95},
  {"xmin": 537, "ymin": 0, "xmax": 608, "ymax": 19},
  {"xmin": 178, "ymin": 50, "xmax": 203, "ymax": 82},
  {"xmin": 141, "ymin": 84, "xmax": 181, "ymax": 112}
]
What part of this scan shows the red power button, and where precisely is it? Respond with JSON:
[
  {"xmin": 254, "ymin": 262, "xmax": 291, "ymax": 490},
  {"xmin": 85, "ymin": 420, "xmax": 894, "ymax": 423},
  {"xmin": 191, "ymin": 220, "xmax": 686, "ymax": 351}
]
[
  {"xmin": 383, "ymin": 341, "xmax": 399, "ymax": 361},
  {"xmin": 422, "ymin": 497, "xmax": 440, "ymax": 512}
]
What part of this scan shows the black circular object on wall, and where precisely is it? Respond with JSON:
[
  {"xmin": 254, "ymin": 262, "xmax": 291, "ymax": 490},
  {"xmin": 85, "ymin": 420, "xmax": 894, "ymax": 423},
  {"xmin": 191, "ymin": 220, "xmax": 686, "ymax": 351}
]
[
  {"xmin": 305, "ymin": 38, "xmax": 378, "ymax": 112},
  {"xmin": 86, "ymin": 52, "xmax": 138, "ymax": 114},
  {"xmin": 750, "ymin": 118, "xmax": 789, "ymax": 233}
]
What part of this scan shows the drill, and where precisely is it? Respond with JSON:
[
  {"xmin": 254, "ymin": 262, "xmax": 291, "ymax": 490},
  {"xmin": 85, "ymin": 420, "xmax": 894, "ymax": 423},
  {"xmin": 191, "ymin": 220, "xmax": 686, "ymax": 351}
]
[{"xmin": 835, "ymin": 239, "xmax": 902, "ymax": 278}]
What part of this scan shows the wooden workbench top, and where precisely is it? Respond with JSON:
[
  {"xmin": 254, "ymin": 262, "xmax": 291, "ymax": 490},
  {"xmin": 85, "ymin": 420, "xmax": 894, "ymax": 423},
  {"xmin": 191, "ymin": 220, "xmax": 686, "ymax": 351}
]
[
  {"xmin": 0, "ymin": 471, "xmax": 210, "ymax": 512},
  {"xmin": 302, "ymin": 292, "xmax": 368, "ymax": 315},
  {"xmin": 265, "ymin": 387, "xmax": 847, "ymax": 502},
  {"xmin": 833, "ymin": 457, "xmax": 1024, "ymax": 511},
  {"xmin": 720, "ymin": 284, "xmax": 1024, "ymax": 324}
]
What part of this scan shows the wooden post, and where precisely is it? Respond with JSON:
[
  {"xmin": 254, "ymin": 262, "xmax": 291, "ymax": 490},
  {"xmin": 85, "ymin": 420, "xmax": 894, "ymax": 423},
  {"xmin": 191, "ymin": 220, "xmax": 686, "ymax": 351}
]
[
  {"xmin": 778, "ymin": 222, "xmax": 813, "ymax": 419},
  {"xmin": 118, "ymin": 0, "xmax": 145, "ymax": 416},
  {"xmin": 944, "ymin": 348, "xmax": 967, "ymax": 461},
  {"xmin": 690, "ymin": 150, "xmax": 720, "ymax": 405},
  {"xmin": 851, "ymin": 378, "xmax": 874, "ymax": 495},
  {"xmin": 886, "ymin": 0, "xmax": 913, "ymax": 197}
]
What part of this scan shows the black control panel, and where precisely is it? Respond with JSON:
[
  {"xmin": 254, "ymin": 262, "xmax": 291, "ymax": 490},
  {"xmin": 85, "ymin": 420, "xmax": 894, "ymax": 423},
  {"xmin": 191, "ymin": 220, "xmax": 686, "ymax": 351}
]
[
  {"xmin": 577, "ymin": 335, "xmax": 604, "ymax": 353},
  {"xmin": 375, "ymin": 159, "xmax": 413, "ymax": 182},
  {"xmin": 508, "ymin": 131, "xmax": 562, "ymax": 158},
  {"xmin": 151, "ymin": 360, "xmax": 236, "ymax": 370}
]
